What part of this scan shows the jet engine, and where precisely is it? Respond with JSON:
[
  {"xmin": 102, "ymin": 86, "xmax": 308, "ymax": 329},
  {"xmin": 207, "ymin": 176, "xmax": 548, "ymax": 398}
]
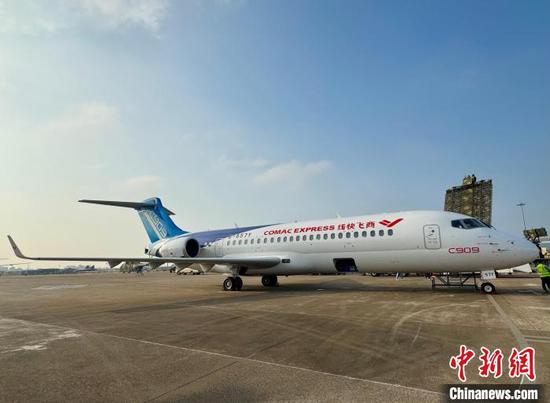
[{"xmin": 157, "ymin": 236, "xmax": 200, "ymax": 258}]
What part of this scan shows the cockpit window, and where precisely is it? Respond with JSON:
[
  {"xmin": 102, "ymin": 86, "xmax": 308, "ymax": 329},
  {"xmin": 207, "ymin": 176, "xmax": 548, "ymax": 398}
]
[{"xmin": 451, "ymin": 218, "xmax": 490, "ymax": 229}]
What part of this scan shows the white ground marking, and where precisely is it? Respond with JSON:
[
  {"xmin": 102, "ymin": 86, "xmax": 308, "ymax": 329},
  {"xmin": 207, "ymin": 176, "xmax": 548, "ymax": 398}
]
[
  {"xmin": 486, "ymin": 295, "xmax": 529, "ymax": 385},
  {"xmin": 486, "ymin": 295, "xmax": 528, "ymax": 349},
  {"xmin": 525, "ymin": 337, "xmax": 550, "ymax": 344},
  {"xmin": 88, "ymin": 332, "xmax": 444, "ymax": 397},
  {"xmin": 526, "ymin": 306, "xmax": 550, "ymax": 311},
  {"xmin": 525, "ymin": 334, "xmax": 550, "ymax": 344},
  {"xmin": 389, "ymin": 300, "xmax": 468, "ymax": 342},
  {"xmin": 1, "ymin": 317, "xmax": 442, "ymax": 397},
  {"xmin": 411, "ymin": 324, "xmax": 422, "ymax": 346},
  {"xmin": 33, "ymin": 284, "xmax": 88, "ymax": 290},
  {"xmin": 0, "ymin": 318, "xmax": 81, "ymax": 353}
]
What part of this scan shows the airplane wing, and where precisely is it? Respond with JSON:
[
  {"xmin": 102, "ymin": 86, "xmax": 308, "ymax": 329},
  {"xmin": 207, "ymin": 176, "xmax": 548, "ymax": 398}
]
[{"xmin": 7, "ymin": 236, "xmax": 280, "ymax": 268}]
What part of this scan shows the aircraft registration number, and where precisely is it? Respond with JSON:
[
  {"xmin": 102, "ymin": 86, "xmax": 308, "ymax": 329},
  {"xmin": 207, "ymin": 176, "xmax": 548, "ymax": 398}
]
[{"xmin": 448, "ymin": 247, "xmax": 480, "ymax": 254}]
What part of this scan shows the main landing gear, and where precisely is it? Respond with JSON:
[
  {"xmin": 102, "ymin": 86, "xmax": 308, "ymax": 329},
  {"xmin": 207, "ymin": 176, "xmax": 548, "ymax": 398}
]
[
  {"xmin": 222, "ymin": 275, "xmax": 278, "ymax": 291},
  {"xmin": 261, "ymin": 275, "xmax": 278, "ymax": 287},
  {"xmin": 222, "ymin": 276, "xmax": 243, "ymax": 291}
]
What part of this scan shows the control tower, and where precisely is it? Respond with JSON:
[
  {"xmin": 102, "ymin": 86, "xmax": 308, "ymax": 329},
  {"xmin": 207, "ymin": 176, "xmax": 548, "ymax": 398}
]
[{"xmin": 444, "ymin": 174, "xmax": 493, "ymax": 225}]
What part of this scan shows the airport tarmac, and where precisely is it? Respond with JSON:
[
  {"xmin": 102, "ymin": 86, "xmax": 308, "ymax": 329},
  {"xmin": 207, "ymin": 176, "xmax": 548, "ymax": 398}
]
[{"xmin": 0, "ymin": 272, "xmax": 548, "ymax": 402}]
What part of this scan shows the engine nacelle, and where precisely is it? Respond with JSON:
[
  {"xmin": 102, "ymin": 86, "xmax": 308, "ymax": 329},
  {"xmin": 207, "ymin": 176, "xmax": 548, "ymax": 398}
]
[{"xmin": 157, "ymin": 237, "xmax": 200, "ymax": 258}]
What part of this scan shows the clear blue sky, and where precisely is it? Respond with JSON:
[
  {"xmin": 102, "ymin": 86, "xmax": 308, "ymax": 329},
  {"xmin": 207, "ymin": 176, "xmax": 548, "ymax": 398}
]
[{"xmin": 1, "ymin": 0, "xmax": 549, "ymax": 262}]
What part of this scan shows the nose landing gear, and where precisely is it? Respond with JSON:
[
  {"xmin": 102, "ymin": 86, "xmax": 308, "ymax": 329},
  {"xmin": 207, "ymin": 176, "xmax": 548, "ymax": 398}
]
[
  {"xmin": 430, "ymin": 272, "xmax": 497, "ymax": 294},
  {"xmin": 222, "ymin": 276, "xmax": 243, "ymax": 291},
  {"xmin": 480, "ymin": 282, "xmax": 496, "ymax": 294}
]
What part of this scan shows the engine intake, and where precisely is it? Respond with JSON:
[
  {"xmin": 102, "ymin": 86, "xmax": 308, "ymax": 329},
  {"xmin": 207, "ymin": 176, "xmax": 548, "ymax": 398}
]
[
  {"xmin": 185, "ymin": 238, "xmax": 199, "ymax": 257},
  {"xmin": 157, "ymin": 237, "xmax": 200, "ymax": 258}
]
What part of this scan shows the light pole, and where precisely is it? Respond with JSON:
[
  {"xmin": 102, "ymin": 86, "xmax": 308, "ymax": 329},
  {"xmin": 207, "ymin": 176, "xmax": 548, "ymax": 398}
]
[{"xmin": 516, "ymin": 202, "xmax": 527, "ymax": 231}]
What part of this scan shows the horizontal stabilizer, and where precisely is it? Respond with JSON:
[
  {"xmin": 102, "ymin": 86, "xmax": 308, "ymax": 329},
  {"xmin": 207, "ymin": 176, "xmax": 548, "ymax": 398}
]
[
  {"xmin": 79, "ymin": 199, "xmax": 175, "ymax": 215},
  {"xmin": 79, "ymin": 197, "xmax": 184, "ymax": 242}
]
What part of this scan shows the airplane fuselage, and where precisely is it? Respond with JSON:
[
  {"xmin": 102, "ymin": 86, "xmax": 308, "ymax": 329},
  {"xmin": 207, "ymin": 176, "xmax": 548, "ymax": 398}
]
[
  {"xmin": 9, "ymin": 199, "xmax": 541, "ymax": 292},
  {"xmin": 149, "ymin": 210, "xmax": 539, "ymax": 276}
]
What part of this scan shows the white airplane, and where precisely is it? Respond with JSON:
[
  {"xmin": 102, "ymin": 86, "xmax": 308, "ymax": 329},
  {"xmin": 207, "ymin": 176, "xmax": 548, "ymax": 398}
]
[{"xmin": 7, "ymin": 197, "xmax": 540, "ymax": 293}]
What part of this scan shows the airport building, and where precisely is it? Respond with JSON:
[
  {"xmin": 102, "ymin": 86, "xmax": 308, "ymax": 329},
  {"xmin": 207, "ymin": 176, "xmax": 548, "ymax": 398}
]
[{"xmin": 444, "ymin": 175, "xmax": 493, "ymax": 224}]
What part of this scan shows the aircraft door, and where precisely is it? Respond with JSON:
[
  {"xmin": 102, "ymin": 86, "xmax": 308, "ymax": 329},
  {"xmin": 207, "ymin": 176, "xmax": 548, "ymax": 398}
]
[
  {"xmin": 423, "ymin": 225, "xmax": 441, "ymax": 249},
  {"xmin": 215, "ymin": 241, "xmax": 223, "ymax": 257}
]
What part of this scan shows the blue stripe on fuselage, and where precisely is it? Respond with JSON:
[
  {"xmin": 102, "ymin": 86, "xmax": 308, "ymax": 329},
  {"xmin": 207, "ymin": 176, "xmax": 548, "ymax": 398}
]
[
  {"xmin": 190, "ymin": 225, "xmax": 273, "ymax": 245},
  {"xmin": 150, "ymin": 224, "xmax": 275, "ymax": 249}
]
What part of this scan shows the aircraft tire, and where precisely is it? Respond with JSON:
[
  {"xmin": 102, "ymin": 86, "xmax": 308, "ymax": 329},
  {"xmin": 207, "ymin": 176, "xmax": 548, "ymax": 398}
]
[
  {"xmin": 234, "ymin": 276, "xmax": 243, "ymax": 291},
  {"xmin": 223, "ymin": 277, "xmax": 235, "ymax": 291},
  {"xmin": 480, "ymin": 282, "xmax": 496, "ymax": 294},
  {"xmin": 261, "ymin": 275, "xmax": 278, "ymax": 287}
]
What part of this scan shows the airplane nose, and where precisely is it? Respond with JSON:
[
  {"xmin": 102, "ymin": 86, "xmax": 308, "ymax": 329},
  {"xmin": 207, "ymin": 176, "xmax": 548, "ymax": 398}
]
[{"xmin": 518, "ymin": 238, "xmax": 540, "ymax": 262}]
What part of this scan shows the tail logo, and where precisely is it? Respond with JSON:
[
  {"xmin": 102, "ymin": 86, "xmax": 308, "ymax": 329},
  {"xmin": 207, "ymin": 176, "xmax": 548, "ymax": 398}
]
[
  {"xmin": 379, "ymin": 218, "xmax": 403, "ymax": 228},
  {"xmin": 142, "ymin": 210, "xmax": 168, "ymax": 239}
]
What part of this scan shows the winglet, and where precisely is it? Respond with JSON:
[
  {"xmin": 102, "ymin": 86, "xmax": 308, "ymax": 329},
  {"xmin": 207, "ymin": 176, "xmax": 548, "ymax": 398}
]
[{"xmin": 7, "ymin": 236, "xmax": 26, "ymax": 259}]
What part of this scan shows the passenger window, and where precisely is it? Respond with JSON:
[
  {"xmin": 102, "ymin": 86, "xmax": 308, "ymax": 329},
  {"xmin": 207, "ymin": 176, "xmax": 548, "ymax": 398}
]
[
  {"xmin": 270, "ymin": 237, "xmax": 274, "ymax": 243},
  {"xmin": 346, "ymin": 232, "xmax": 351, "ymax": 238},
  {"xmin": 388, "ymin": 229, "xmax": 393, "ymax": 236},
  {"xmin": 264, "ymin": 238, "xmax": 268, "ymax": 244},
  {"xmin": 283, "ymin": 236, "xmax": 287, "ymax": 242},
  {"xmin": 338, "ymin": 233, "xmax": 343, "ymax": 239},
  {"xmin": 238, "ymin": 240, "xmax": 242, "ymax": 245},
  {"xmin": 379, "ymin": 230, "xmax": 384, "ymax": 236},
  {"xmin": 232, "ymin": 240, "xmax": 236, "ymax": 245},
  {"xmin": 227, "ymin": 241, "xmax": 230, "ymax": 246},
  {"xmin": 354, "ymin": 231, "xmax": 359, "ymax": 238},
  {"xmin": 362, "ymin": 231, "xmax": 367, "ymax": 237},
  {"xmin": 323, "ymin": 234, "xmax": 328, "ymax": 240},
  {"xmin": 309, "ymin": 235, "xmax": 314, "ymax": 241},
  {"xmin": 244, "ymin": 239, "xmax": 248, "ymax": 245},
  {"xmin": 331, "ymin": 233, "xmax": 336, "ymax": 239},
  {"xmin": 316, "ymin": 234, "xmax": 321, "ymax": 240},
  {"xmin": 277, "ymin": 237, "xmax": 281, "ymax": 243},
  {"xmin": 289, "ymin": 236, "xmax": 293, "ymax": 242},
  {"xmin": 370, "ymin": 230, "xmax": 376, "ymax": 237}
]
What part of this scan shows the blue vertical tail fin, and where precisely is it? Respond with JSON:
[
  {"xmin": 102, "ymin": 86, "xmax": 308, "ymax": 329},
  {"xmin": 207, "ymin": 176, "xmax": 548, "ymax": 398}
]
[{"xmin": 78, "ymin": 197, "xmax": 186, "ymax": 243}]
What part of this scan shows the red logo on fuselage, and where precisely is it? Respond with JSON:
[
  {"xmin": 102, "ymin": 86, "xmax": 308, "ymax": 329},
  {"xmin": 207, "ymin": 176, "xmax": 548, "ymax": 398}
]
[{"xmin": 379, "ymin": 218, "xmax": 403, "ymax": 228}]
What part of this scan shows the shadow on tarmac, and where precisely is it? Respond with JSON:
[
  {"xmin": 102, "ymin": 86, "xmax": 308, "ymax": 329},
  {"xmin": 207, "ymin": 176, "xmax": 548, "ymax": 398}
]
[{"xmin": 111, "ymin": 277, "xmax": 546, "ymax": 315}]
